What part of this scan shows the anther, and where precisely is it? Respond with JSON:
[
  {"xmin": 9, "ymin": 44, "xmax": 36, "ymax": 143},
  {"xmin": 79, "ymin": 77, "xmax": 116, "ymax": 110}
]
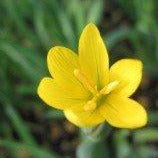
[
  {"xmin": 100, "ymin": 81, "xmax": 119, "ymax": 95},
  {"xmin": 84, "ymin": 99, "xmax": 97, "ymax": 111},
  {"xmin": 74, "ymin": 69, "xmax": 97, "ymax": 95}
]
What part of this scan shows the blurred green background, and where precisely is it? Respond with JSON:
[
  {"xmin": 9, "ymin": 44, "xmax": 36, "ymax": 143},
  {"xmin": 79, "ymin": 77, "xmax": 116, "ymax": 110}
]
[{"xmin": 0, "ymin": 0, "xmax": 158, "ymax": 157}]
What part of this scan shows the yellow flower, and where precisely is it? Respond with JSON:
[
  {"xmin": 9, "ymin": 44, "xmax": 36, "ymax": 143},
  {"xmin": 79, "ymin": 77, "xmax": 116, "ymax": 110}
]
[{"xmin": 38, "ymin": 23, "xmax": 147, "ymax": 128}]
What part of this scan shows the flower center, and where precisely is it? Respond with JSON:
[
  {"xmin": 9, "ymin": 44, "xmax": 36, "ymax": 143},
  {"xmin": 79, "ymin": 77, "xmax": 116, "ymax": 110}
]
[{"xmin": 74, "ymin": 69, "xmax": 119, "ymax": 111}]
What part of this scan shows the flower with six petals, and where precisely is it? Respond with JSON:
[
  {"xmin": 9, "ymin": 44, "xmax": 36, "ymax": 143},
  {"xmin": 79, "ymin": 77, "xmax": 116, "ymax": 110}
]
[{"xmin": 38, "ymin": 23, "xmax": 147, "ymax": 128}]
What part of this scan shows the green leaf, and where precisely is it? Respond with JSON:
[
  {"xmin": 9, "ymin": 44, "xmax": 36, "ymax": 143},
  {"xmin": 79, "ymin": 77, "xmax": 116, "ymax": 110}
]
[
  {"xmin": 0, "ymin": 94, "xmax": 36, "ymax": 146},
  {"xmin": 87, "ymin": 0, "xmax": 104, "ymax": 24},
  {"xmin": 105, "ymin": 27, "xmax": 133, "ymax": 50},
  {"xmin": 64, "ymin": 0, "xmax": 86, "ymax": 36},
  {"xmin": 136, "ymin": 145, "xmax": 158, "ymax": 158},
  {"xmin": 33, "ymin": 3, "xmax": 51, "ymax": 49},
  {"xmin": 3, "ymin": 0, "xmax": 38, "ymax": 44},
  {"xmin": 0, "ymin": 41, "xmax": 42, "ymax": 82},
  {"xmin": 134, "ymin": 128, "xmax": 158, "ymax": 143},
  {"xmin": 0, "ymin": 139, "xmax": 61, "ymax": 158}
]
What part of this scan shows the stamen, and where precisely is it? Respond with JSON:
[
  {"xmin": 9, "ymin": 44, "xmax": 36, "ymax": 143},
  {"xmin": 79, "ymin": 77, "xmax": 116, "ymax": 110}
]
[
  {"xmin": 84, "ymin": 98, "xmax": 97, "ymax": 111},
  {"xmin": 100, "ymin": 81, "xmax": 119, "ymax": 95},
  {"xmin": 74, "ymin": 69, "xmax": 97, "ymax": 95}
]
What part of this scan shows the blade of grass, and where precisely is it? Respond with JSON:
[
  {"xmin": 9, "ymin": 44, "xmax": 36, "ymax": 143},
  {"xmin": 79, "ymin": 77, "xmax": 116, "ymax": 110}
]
[
  {"xmin": 33, "ymin": 3, "xmax": 51, "ymax": 49},
  {"xmin": 0, "ymin": 139, "xmax": 61, "ymax": 158},
  {"xmin": 64, "ymin": 0, "xmax": 86, "ymax": 36},
  {"xmin": 58, "ymin": 11, "xmax": 76, "ymax": 49},
  {"xmin": 105, "ymin": 26, "xmax": 133, "ymax": 50},
  {"xmin": 86, "ymin": 0, "xmax": 104, "ymax": 24},
  {"xmin": 0, "ymin": 41, "xmax": 41, "ymax": 82},
  {"xmin": 0, "ymin": 93, "xmax": 54, "ymax": 158},
  {"xmin": 0, "ymin": 93, "xmax": 36, "ymax": 146},
  {"xmin": 134, "ymin": 128, "xmax": 158, "ymax": 144},
  {"xmin": 136, "ymin": 145, "xmax": 158, "ymax": 158},
  {"xmin": 3, "ymin": 0, "xmax": 38, "ymax": 44}
]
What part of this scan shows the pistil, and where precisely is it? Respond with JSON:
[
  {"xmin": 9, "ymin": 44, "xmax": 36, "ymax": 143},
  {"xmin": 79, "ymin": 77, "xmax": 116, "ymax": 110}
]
[{"xmin": 74, "ymin": 69, "xmax": 119, "ymax": 111}]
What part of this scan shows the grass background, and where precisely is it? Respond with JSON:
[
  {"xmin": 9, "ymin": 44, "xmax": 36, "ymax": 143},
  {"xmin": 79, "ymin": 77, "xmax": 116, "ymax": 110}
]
[{"xmin": 0, "ymin": 0, "xmax": 158, "ymax": 157}]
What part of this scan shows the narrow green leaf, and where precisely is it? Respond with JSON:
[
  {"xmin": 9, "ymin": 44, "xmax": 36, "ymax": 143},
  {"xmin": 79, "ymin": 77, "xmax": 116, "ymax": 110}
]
[
  {"xmin": 105, "ymin": 27, "xmax": 133, "ymax": 50},
  {"xmin": 134, "ymin": 128, "xmax": 158, "ymax": 143},
  {"xmin": 0, "ymin": 139, "xmax": 61, "ymax": 158},
  {"xmin": 33, "ymin": 3, "xmax": 51, "ymax": 48},
  {"xmin": 0, "ymin": 42, "xmax": 41, "ymax": 82},
  {"xmin": 87, "ymin": 0, "xmax": 104, "ymax": 24},
  {"xmin": 0, "ymin": 94, "xmax": 36, "ymax": 146}
]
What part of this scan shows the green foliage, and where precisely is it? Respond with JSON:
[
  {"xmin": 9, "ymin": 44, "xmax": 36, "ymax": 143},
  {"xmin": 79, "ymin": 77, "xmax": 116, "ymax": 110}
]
[{"xmin": 0, "ymin": 0, "xmax": 158, "ymax": 157}]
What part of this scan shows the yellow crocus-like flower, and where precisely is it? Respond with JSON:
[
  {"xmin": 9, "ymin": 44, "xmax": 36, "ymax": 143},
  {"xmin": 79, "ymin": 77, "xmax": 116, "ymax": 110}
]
[{"xmin": 38, "ymin": 23, "xmax": 147, "ymax": 128}]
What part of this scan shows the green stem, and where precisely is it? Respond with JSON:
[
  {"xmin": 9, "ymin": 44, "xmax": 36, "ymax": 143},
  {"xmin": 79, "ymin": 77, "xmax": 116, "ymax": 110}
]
[
  {"xmin": 81, "ymin": 123, "xmax": 112, "ymax": 142},
  {"xmin": 77, "ymin": 123, "xmax": 111, "ymax": 158}
]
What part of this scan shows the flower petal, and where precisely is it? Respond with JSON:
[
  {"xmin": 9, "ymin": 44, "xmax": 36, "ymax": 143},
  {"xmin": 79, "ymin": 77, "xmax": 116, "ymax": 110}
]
[
  {"xmin": 100, "ymin": 94, "xmax": 147, "ymax": 128},
  {"xmin": 64, "ymin": 109, "xmax": 105, "ymax": 127},
  {"xmin": 47, "ymin": 46, "xmax": 89, "ymax": 97},
  {"xmin": 38, "ymin": 77, "xmax": 89, "ymax": 111},
  {"xmin": 110, "ymin": 59, "xmax": 142, "ymax": 97},
  {"xmin": 79, "ymin": 23, "xmax": 109, "ymax": 90}
]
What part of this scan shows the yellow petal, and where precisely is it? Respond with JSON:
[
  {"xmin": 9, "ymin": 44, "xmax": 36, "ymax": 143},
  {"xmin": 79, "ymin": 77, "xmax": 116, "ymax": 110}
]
[
  {"xmin": 47, "ymin": 46, "xmax": 89, "ymax": 98},
  {"xmin": 64, "ymin": 108, "xmax": 105, "ymax": 127},
  {"xmin": 38, "ymin": 77, "xmax": 89, "ymax": 112},
  {"xmin": 79, "ymin": 23, "xmax": 109, "ymax": 90},
  {"xmin": 110, "ymin": 59, "xmax": 142, "ymax": 97},
  {"xmin": 100, "ymin": 94, "xmax": 147, "ymax": 128}
]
